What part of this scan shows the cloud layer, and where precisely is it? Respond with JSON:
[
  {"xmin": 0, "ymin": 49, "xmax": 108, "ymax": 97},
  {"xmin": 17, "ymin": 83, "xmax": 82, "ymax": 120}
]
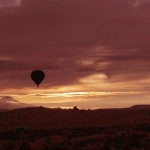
[
  {"xmin": 0, "ymin": 0, "xmax": 21, "ymax": 7},
  {"xmin": 0, "ymin": 0, "xmax": 150, "ymax": 108}
]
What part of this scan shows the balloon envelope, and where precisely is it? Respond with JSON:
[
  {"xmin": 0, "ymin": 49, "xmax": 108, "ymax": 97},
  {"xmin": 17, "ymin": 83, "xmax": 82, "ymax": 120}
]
[{"xmin": 31, "ymin": 70, "xmax": 45, "ymax": 87}]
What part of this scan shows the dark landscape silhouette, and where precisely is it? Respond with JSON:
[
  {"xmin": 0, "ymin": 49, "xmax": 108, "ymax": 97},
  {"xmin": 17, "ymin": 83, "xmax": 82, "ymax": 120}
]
[{"xmin": 0, "ymin": 105, "xmax": 150, "ymax": 149}]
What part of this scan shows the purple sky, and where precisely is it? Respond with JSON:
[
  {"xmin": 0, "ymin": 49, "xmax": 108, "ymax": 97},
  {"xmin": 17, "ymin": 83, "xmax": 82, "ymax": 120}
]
[{"xmin": 0, "ymin": 0, "xmax": 150, "ymax": 109}]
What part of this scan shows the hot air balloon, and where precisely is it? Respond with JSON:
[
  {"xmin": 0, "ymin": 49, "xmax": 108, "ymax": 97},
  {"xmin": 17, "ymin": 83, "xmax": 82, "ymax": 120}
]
[{"xmin": 31, "ymin": 70, "xmax": 45, "ymax": 87}]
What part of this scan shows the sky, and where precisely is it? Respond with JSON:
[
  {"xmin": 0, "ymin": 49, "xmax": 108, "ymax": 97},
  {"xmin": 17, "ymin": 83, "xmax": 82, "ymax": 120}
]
[{"xmin": 0, "ymin": 0, "xmax": 150, "ymax": 109}]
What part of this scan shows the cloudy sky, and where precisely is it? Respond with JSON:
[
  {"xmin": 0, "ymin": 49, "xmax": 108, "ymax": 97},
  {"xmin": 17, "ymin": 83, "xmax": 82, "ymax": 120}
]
[{"xmin": 0, "ymin": 0, "xmax": 150, "ymax": 109}]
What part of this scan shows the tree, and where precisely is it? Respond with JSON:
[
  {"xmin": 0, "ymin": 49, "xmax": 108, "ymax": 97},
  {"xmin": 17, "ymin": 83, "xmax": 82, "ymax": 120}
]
[{"xmin": 73, "ymin": 106, "xmax": 79, "ymax": 111}]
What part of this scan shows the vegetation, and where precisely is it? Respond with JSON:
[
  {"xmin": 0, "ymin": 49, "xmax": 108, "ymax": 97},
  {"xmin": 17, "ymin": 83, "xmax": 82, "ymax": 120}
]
[{"xmin": 0, "ymin": 107, "xmax": 150, "ymax": 149}]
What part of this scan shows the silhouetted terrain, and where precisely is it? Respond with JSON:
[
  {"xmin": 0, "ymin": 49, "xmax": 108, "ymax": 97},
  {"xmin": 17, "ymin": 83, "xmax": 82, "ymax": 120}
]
[
  {"xmin": 129, "ymin": 105, "xmax": 150, "ymax": 109},
  {"xmin": 0, "ymin": 109, "xmax": 8, "ymax": 112},
  {"xmin": 0, "ymin": 96, "xmax": 35, "ymax": 110},
  {"xmin": 0, "ymin": 106, "xmax": 150, "ymax": 149}
]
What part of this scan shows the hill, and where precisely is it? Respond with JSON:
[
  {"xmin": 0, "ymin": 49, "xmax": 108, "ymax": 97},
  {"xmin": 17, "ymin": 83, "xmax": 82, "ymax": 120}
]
[
  {"xmin": 0, "ymin": 109, "xmax": 8, "ymax": 112},
  {"xmin": 0, "ymin": 96, "xmax": 35, "ymax": 110},
  {"xmin": 0, "ymin": 106, "xmax": 149, "ymax": 131},
  {"xmin": 129, "ymin": 105, "xmax": 150, "ymax": 109},
  {"xmin": 0, "ymin": 106, "xmax": 150, "ymax": 149}
]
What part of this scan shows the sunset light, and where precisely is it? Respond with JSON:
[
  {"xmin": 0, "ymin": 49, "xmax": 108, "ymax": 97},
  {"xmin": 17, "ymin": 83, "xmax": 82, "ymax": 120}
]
[
  {"xmin": 1, "ymin": 1, "xmax": 150, "ymax": 149},
  {"xmin": 0, "ymin": 0, "xmax": 150, "ymax": 109}
]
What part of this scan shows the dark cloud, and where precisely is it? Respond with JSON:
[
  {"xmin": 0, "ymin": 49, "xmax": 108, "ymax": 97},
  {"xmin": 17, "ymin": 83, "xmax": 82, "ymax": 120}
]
[{"xmin": 1, "ymin": 0, "xmax": 150, "ymax": 89}]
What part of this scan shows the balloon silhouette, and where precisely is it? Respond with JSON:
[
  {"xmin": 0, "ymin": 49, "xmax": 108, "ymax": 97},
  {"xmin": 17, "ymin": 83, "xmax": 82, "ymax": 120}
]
[{"xmin": 31, "ymin": 70, "xmax": 45, "ymax": 87}]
